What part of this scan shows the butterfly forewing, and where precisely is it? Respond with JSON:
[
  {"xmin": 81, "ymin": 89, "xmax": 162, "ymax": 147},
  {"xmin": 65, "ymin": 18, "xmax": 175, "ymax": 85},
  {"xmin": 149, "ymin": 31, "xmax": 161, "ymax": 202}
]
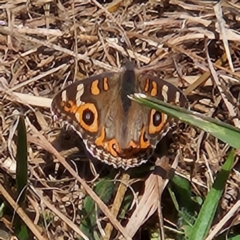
[
  {"xmin": 137, "ymin": 73, "xmax": 187, "ymax": 106},
  {"xmin": 51, "ymin": 72, "xmax": 120, "ymax": 137}
]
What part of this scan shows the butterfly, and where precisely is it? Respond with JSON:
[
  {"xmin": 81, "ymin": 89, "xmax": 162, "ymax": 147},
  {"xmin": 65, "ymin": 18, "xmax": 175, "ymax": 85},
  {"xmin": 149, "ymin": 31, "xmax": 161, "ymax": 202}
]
[{"xmin": 51, "ymin": 61, "xmax": 188, "ymax": 169}]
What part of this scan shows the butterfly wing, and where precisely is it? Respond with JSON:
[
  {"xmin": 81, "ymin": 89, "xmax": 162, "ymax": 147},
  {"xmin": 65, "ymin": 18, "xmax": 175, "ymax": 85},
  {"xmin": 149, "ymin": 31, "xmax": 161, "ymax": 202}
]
[
  {"xmin": 134, "ymin": 72, "xmax": 188, "ymax": 146},
  {"xmin": 51, "ymin": 71, "xmax": 121, "ymax": 141},
  {"xmin": 51, "ymin": 65, "xmax": 188, "ymax": 169}
]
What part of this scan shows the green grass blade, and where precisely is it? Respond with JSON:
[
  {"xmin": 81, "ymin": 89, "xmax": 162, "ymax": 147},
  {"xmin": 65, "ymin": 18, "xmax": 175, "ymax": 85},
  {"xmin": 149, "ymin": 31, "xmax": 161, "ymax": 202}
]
[
  {"xmin": 80, "ymin": 177, "xmax": 115, "ymax": 239},
  {"xmin": 169, "ymin": 175, "xmax": 201, "ymax": 237},
  {"xmin": 189, "ymin": 149, "xmax": 235, "ymax": 240},
  {"xmin": 16, "ymin": 115, "xmax": 28, "ymax": 205},
  {"xmin": 15, "ymin": 115, "xmax": 29, "ymax": 240},
  {"xmin": 129, "ymin": 94, "xmax": 240, "ymax": 149}
]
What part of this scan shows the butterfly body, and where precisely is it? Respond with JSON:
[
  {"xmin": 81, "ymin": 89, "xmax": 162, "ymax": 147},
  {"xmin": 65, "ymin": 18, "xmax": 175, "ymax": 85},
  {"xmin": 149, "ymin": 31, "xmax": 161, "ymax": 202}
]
[{"xmin": 51, "ymin": 62, "xmax": 188, "ymax": 169}]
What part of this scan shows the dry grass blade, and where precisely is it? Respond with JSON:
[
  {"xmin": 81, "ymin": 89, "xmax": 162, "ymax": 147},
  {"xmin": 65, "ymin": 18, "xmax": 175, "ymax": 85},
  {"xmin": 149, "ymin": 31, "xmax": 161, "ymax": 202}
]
[
  {"xmin": 125, "ymin": 156, "xmax": 176, "ymax": 237},
  {"xmin": 0, "ymin": 184, "xmax": 45, "ymax": 240},
  {"xmin": 125, "ymin": 173, "xmax": 159, "ymax": 236},
  {"xmin": 13, "ymin": 93, "xmax": 51, "ymax": 108},
  {"xmin": 205, "ymin": 41, "xmax": 240, "ymax": 128},
  {"xmin": 214, "ymin": 1, "xmax": 234, "ymax": 72},
  {"xmin": 30, "ymin": 187, "xmax": 89, "ymax": 240},
  {"xmin": 104, "ymin": 173, "xmax": 130, "ymax": 240},
  {"xmin": 183, "ymin": 53, "xmax": 228, "ymax": 95}
]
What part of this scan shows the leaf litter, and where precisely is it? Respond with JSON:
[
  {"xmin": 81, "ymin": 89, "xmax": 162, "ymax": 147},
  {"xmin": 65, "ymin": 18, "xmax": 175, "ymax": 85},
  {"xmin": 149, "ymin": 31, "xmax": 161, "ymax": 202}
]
[{"xmin": 0, "ymin": 0, "xmax": 240, "ymax": 239}]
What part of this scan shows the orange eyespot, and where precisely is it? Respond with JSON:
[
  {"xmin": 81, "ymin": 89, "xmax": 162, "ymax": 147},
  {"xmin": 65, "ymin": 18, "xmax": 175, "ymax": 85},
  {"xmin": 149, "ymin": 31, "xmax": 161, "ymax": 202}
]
[
  {"xmin": 140, "ymin": 127, "xmax": 150, "ymax": 149},
  {"xmin": 76, "ymin": 103, "xmax": 99, "ymax": 133},
  {"xmin": 149, "ymin": 109, "xmax": 166, "ymax": 134},
  {"xmin": 107, "ymin": 139, "xmax": 120, "ymax": 157}
]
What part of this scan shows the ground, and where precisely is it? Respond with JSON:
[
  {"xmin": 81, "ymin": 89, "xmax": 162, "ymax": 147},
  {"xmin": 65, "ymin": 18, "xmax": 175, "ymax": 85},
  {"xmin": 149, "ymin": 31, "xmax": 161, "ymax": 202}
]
[{"xmin": 0, "ymin": 0, "xmax": 240, "ymax": 239}]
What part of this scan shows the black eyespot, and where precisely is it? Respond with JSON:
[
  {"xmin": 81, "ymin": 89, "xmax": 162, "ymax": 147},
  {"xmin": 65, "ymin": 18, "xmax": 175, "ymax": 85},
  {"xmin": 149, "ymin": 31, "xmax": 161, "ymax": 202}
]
[
  {"xmin": 82, "ymin": 109, "xmax": 94, "ymax": 126},
  {"xmin": 142, "ymin": 131, "xmax": 148, "ymax": 142},
  {"xmin": 153, "ymin": 111, "xmax": 162, "ymax": 126}
]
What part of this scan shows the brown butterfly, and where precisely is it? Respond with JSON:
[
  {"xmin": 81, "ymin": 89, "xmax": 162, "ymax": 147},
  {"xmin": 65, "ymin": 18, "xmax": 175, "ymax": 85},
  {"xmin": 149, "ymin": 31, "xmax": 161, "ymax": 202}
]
[{"xmin": 51, "ymin": 61, "xmax": 188, "ymax": 169}]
